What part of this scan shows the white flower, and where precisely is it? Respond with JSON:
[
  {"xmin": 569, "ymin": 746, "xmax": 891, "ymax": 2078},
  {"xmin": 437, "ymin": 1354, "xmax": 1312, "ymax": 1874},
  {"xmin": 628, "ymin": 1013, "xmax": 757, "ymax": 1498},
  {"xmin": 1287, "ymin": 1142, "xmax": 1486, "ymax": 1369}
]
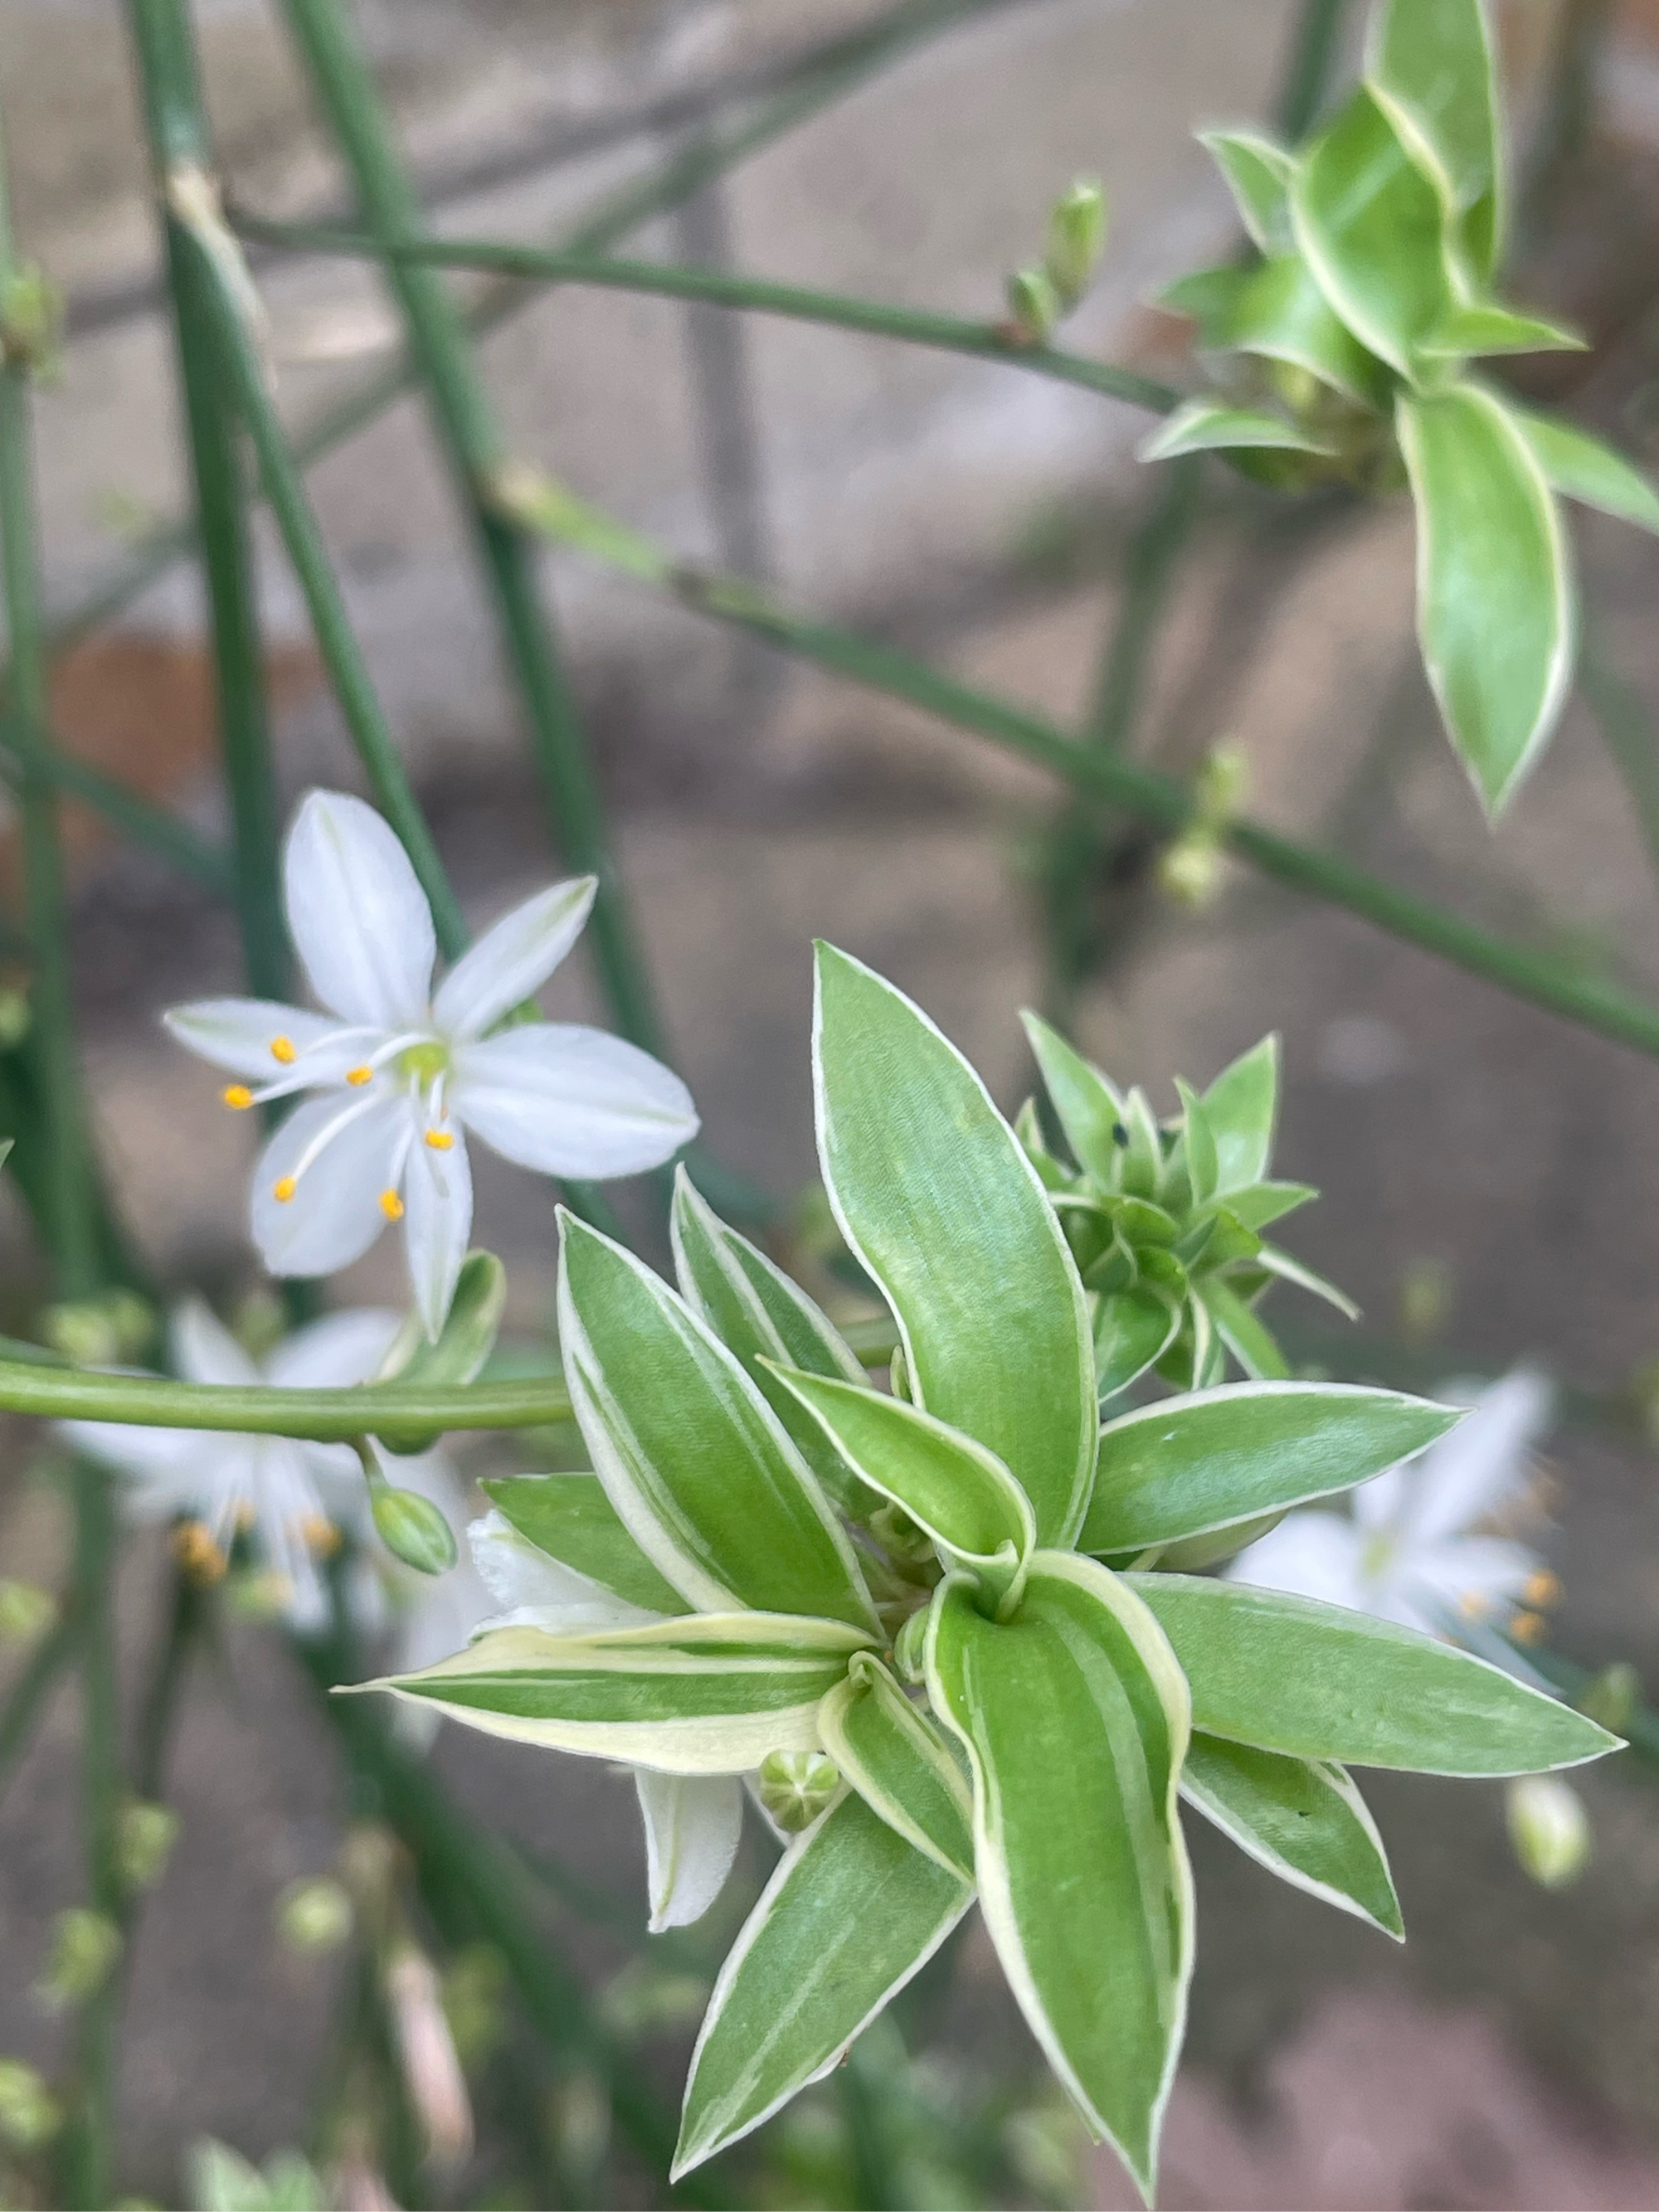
[
  {"xmin": 166, "ymin": 790, "xmax": 698, "ymax": 1335},
  {"xmin": 1228, "ymin": 1368, "xmax": 1555, "ymax": 1639},
  {"xmin": 63, "ymin": 1300, "xmax": 422, "ymax": 1634},
  {"xmin": 467, "ymin": 1508, "xmax": 742, "ymax": 1931}
]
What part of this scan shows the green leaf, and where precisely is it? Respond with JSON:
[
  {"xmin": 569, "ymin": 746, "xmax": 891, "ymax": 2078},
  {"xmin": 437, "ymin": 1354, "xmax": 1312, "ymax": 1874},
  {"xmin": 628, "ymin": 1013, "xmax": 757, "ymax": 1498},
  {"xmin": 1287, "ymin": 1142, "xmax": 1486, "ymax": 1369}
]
[
  {"xmin": 1156, "ymin": 263, "xmax": 1250, "ymax": 346},
  {"xmin": 1397, "ymin": 382, "xmax": 1575, "ymax": 814},
  {"xmin": 1367, "ymin": 0, "xmax": 1501, "ymax": 282},
  {"xmin": 1200, "ymin": 1036, "xmax": 1278, "ymax": 1192},
  {"xmin": 1021, "ymin": 1012, "xmax": 1126, "ymax": 1185},
  {"xmin": 1119, "ymin": 1088, "xmax": 1165, "ymax": 1202},
  {"xmin": 1126, "ymin": 1576, "xmax": 1621, "ymax": 1774},
  {"xmin": 1139, "ymin": 399, "xmax": 1337, "ymax": 463},
  {"xmin": 557, "ymin": 1212, "xmax": 877, "ymax": 1631},
  {"xmin": 1085, "ymin": 1383, "xmax": 1457, "ymax": 1555},
  {"xmin": 1173, "ymin": 1080, "xmax": 1218, "ymax": 1207},
  {"xmin": 1014, "ymin": 1097, "xmax": 1074, "ymax": 1191},
  {"xmin": 1419, "ymin": 300, "xmax": 1587, "ymax": 359},
  {"xmin": 1195, "ymin": 1279, "xmax": 1289, "ymax": 1381},
  {"xmin": 1291, "ymin": 86, "xmax": 1456, "ymax": 378},
  {"xmin": 674, "ymin": 1790, "xmax": 971, "ymax": 2176},
  {"xmin": 1199, "ymin": 128, "xmax": 1297, "ymax": 253},
  {"xmin": 1212, "ymin": 1179, "xmax": 1315, "ymax": 1231},
  {"xmin": 376, "ymin": 1249, "xmax": 506, "ymax": 1454},
  {"xmin": 1511, "ymin": 408, "xmax": 1659, "ymax": 537},
  {"xmin": 814, "ymin": 946, "xmax": 1096, "ymax": 1548},
  {"xmin": 479, "ymin": 1474, "xmax": 688, "ymax": 1616},
  {"xmin": 1182, "ymin": 1734, "xmax": 1403, "ymax": 1937},
  {"xmin": 817, "ymin": 1651, "xmax": 975, "ymax": 1878},
  {"xmin": 669, "ymin": 1168, "xmax": 873, "ymax": 1516},
  {"xmin": 361, "ymin": 1612, "xmax": 874, "ymax": 1771},
  {"xmin": 765, "ymin": 1364, "xmax": 1034, "ymax": 1608},
  {"xmin": 1256, "ymin": 1241, "xmax": 1360, "ymax": 1318},
  {"xmin": 1214, "ymin": 254, "xmax": 1394, "ymax": 409},
  {"xmin": 1093, "ymin": 1287, "xmax": 1182, "ymax": 1402},
  {"xmin": 927, "ymin": 1557, "xmax": 1192, "ymax": 2198}
]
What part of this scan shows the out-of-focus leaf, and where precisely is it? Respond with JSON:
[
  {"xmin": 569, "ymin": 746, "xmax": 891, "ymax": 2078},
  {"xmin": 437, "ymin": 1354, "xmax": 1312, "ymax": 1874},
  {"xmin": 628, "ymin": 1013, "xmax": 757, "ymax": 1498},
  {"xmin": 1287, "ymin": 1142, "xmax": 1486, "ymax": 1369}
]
[
  {"xmin": 1511, "ymin": 409, "xmax": 1659, "ymax": 536},
  {"xmin": 1200, "ymin": 1036, "xmax": 1278, "ymax": 1192},
  {"xmin": 1256, "ymin": 1242, "xmax": 1360, "ymax": 1319},
  {"xmin": 1419, "ymin": 301, "xmax": 1587, "ymax": 359},
  {"xmin": 1368, "ymin": 0, "xmax": 1501, "ymax": 281},
  {"xmin": 1199, "ymin": 128, "xmax": 1297, "ymax": 252},
  {"xmin": 1140, "ymin": 399, "xmax": 1336, "ymax": 463},
  {"xmin": 1218, "ymin": 254, "xmax": 1394, "ymax": 408}
]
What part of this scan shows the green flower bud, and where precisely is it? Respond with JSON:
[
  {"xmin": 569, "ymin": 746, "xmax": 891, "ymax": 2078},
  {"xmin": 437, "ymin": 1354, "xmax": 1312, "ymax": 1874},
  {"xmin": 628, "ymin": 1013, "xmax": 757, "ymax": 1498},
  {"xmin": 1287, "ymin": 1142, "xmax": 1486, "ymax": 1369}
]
[
  {"xmin": 371, "ymin": 1485, "xmax": 458, "ymax": 1576},
  {"xmin": 115, "ymin": 1801, "xmax": 181, "ymax": 1894},
  {"xmin": 0, "ymin": 263, "xmax": 63, "ymax": 379},
  {"xmin": 1044, "ymin": 177, "xmax": 1107, "ymax": 309},
  {"xmin": 1576, "ymin": 1661, "xmax": 1638, "ymax": 1738},
  {"xmin": 34, "ymin": 1908, "xmax": 122, "ymax": 2012},
  {"xmin": 757, "ymin": 1749, "xmax": 841, "ymax": 1832},
  {"xmin": 441, "ymin": 1943, "xmax": 509, "ymax": 2071},
  {"xmin": 1005, "ymin": 266, "xmax": 1060, "ymax": 347},
  {"xmin": 1506, "ymin": 1774, "xmax": 1590, "ymax": 1889},
  {"xmin": 0, "ymin": 2059, "xmax": 61, "ymax": 2151},
  {"xmin": 868, "ymin": 1500, "xmax": 936, "ymax": 1569},
  {"xmin": 1156, "ymin": 832, "xmax": 1224, "ymax": 909},
  {"xmin": 0, "ymin": 1579, "xmax": 56, "ymax": 1649},
  {"xmin": 892, "ymin": 1606, "xmax": 930, "ymax": 1684},
  {"xmin": 0, "ymin": 989, "xmax": 31, "ymax": 1048},
  {"xmin": 43, "ymin": 1300, "xmax": 123, "ymax": 1367},
  {"xmin": 275, "ymin": 1876, "xmax": 355, "ymax": 1956}
]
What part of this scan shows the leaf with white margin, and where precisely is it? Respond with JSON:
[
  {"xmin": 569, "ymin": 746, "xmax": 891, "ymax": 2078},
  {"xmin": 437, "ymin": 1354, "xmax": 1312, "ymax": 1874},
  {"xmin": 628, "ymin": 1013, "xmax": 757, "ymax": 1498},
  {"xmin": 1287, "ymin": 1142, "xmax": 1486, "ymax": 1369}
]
[
  {"xmin": 1256, "ymin": 1241, "xmax": 1360, "ymax": 1319},
  {"xmin": 1199, "ymin": 1036, "xmax": 1278, "ymax": 1193},
  {"xmin": 814, "ymin": 946, "xmax": 1095, "ymax": 1548},
  {"xmin": 557, "ymin": 1210, "xmax": 877, "ymax": 1631},
  {"xmin": 1181, "ymin": 1734, "xmax": 1403, "ymax": 1937},
  {"xmin": 1094, "ymin": 1287, "xmax": 1182, "ymax": 1403},
  {"xmin": 1140, "ymin": 401, "xmax": 1336, "ymax": 464},
  {"xmin": 1199, "ymin": 127, "xmax": 1297, "ymax": 254},
  {"xmin": 1021, "ymin": 1012, "xmax": 1126, "ymax": 1187},
  {"xmin": 1082, "ymin": 1382, "xmax": 1460, "ymax": 1557},
  {"xmin": 817, "ymin": 1651, "xmax": 974, "ymax": 1879},
  {"xmin": 927, "ymin": 1557, "xmax": 1192, "ymax": 2200},
  {"xmin": 1125, "ymin": 1575, "xmax": 1621, "ymax": 1775},
  {"xmin": 1511, "ymin": 408, "xmax": 1659, "ymax": 536},
  {"xmin": 673, "ymin": 1789, "xmax": 971, "ymax": 2177},
  {"xmin": 1195, "ymin": 1278, "xmax": 1289, "ymax": 1382},
  {"xmin": 357, "ymin": 1612, "xmax": 874, "ymax": 1771},
  {"xmin": 480, "ymin": 1473, "xmax": 688, "ymax": 1616},
  {"xmin": 467, "ymin": 1505, "xmax": 661, "ymax": 1632},
  {"xmin": 1367, "ymin": 0, "xmax": 1501, "ymax": 283},
  {"xmin": 635, "ymin": 1771, "xmax": 745, "ymax": 1932},
  {"xmin": 669, "ymin": 1166, "xmax": 873, "ymax": 1516},
  {"xmin": 1418, "ymin": 301, "xmax": 1586, "ymax": 360}
]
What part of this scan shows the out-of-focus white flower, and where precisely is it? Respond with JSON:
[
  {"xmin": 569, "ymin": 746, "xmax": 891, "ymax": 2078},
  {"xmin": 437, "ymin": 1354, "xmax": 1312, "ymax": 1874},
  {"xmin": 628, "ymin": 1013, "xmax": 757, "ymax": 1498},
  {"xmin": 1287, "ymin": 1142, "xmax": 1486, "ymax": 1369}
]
[
  {"xmin": 467, "ymin": 1509, "xmax": 742, "ymax": 1931},
  {"xmin": 1228, "ymin": 1368, "xmax": 1556, "ymax": 1640},
  {"xmin": 166, "ymin": 789, "xmax": 698, "ymax": 1335}
]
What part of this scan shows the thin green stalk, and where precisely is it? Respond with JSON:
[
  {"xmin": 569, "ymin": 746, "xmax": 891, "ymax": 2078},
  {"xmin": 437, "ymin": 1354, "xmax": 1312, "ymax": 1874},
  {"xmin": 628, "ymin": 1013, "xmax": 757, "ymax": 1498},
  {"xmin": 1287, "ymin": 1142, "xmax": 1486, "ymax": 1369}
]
[
  {"xmin": 0, "ymin": 1608, "xmax": 77, "ymax": 1806},
  {"xmin": 0, "ymin": 717, "xmax": 234, "ymax": 892},
  {"xmin": 230, "ymin": 219, "xmax": 1183, "ymax": 420},
  {"xmin": 1273, "ymin": 0, "xmax": 1353, "ymax": 142},
  {"xmin": 134, "ymin": 1568, "xmax": 207, "ymax": 1800},
  {"xmin": 1580, "ymin": 637, "xmax": 1659, "ymax": 892}
]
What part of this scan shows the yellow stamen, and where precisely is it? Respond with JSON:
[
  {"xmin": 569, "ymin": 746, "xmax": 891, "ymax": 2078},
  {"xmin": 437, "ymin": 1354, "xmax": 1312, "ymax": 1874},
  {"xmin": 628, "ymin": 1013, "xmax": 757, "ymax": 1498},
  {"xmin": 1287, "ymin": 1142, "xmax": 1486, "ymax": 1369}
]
[
  {"xmin": 346, "ymin": 1065, "xmax": 373, "ymax": 1087},
  {"xmin": 270, "ymin": 1036, "xmax": 297, "ymax": 1065},
  {"xmin": 1523, "ymin": 1568, "xmax": 1561, "ymax": 1608},
  {"xmin": 1511, "ymin": 1610, "xmax": 1545, "ymax": 1645},
  {"xmin": 424, "ymin": 1129, "xmax": 454, "ymax": 1150},
  {"xmin": 273, "ymin": 1176, "xmax": 298, "ymax": 1203},
  {"xmin": 299, "ymin": 1514, "xmax": 342, "ymax": 1558},
  {"xmin": 221, "ymin": 1083, "xmax": 254, "ymax": 1111},
  {"xmin": 380, "ymin": 1189, "xmax": 405, "ymax": 1221},
  {"xmin": 1457, "ymin": 1590, "xmax": 1491, "ymax": 1621},
  {"xmin": 234, "ymin": 1501, "xmax": 258, "ymax": 1533},
  {"xmin": 173, "ymin": 1520, "xmax": 226, "ymax": 1583}
]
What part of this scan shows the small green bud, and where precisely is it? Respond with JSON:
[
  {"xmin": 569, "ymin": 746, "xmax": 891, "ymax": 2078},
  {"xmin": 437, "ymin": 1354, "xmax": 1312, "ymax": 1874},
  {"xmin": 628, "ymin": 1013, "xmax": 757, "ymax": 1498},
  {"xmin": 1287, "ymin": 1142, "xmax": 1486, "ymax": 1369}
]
[
  {"xmin": 0, "ymin": 263, "xmax": 63, "ymax": 379},
  {"xmin": 34, "ymin": 1908, "xmax": 122, "ymax": 2012},
  {"xmin": 1156, "ymin": 831, "xmax": 1224, "ymax": 909},
  {"xmin": 441, "ymin": 1943, "xmax": 509, "ymax": 2071},
  {"xmin": 115, "ymin": 1800, "xmax": 181, "ymax": 1894},
  {"xmin": 1192, "ymin": 741, "xmax": 1247, "ymax": 827},
  {"xmin": 0, "ymin": 989, "xmax": 31, "ymax": 1048},
  {"xmin": 275, "ymin": 1876, "xmax": 355, "ymax": 1956},
  {"xmin": 892, "ymin": 1606, "xmax": 930, "ymax": 1684},
  {"xmin": 1398, "ymin": 1255, "xmax": 1454, "ymax": 1344},
  {"xmin": 868, "ymin": 1500, "xmax": 936, "ymax": 1569},
  {"xmin": 1575, "ymin": 1661, "xmax": 1639, "ymax": 1738},
  {"xmin": 42, "ymin": 1300, "xmax": 123, "ymax": 1367},
  {"xmin": 1506, "ymin": 1774, "xmax": 1590, "ymax": 1889},
  {"xmin": 1044, "ymin": 177, "xmax": 1107, "ymax": 309},
  {"xmin": 1005, "ymin": 266, "xmax": 1060, "ymax": 347},
  {"xmin": 757, "ymin": 1749, "xmax": 841, "ymax": 1832},
  {"xmin": 0, "ymin": 1579, "xmax": 56, "ymax": 1649},
  {"xmin": 0, "ymin": 2059, "xmax": 61, "ymax": 2151},
  {"xmin": 371, "ymin": 1485, "xmax": 458, "ymax": 1576}
]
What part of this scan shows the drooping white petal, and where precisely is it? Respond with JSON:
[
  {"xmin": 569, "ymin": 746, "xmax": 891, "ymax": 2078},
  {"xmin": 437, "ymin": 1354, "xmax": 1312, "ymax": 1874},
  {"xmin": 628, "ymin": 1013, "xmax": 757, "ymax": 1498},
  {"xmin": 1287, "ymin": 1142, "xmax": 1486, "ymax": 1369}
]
[
  {"xmin": 162, "ymin": 999, "xmax": 354, "ymax": 1082},
  {"xmin": 170, "ymin": 1298, "xmax": 262, "ymax": 1389},
  {"xmin": 251, "ymin": 1091, "xmax": 406, "ymax": 1278},
  {"xmin": 1405, "ymin": 1369, "xmax": 1553, "ymax": 1546},
  {"xmin": 467, "ymin": 1506, "xmax": 655, "ymax": 1631},
  {"xmin": 402, "ymin": 1125, "xmax": 474, "ymax": 1340},
  {"xmin": 1407, "ymin": 1535, "xmax": 1543, "ymax": 1619},
  {"xmin": 452, "ymin": 1024, "xmax": 698, "ymax": 1178},
  {"xmin": 1350, "ymin": 1463, "xmax": 1408, "ymax": 1533},
  {"xmin": 1227, "ymin": 1510, "xmax": 1365, "ymax": 1611},
  {"xmin": 285, "ymin": 789, "xmax": 435, "ymax": 1030},
  {"xmin": 431, "ymin": 878, "xmax": 598, "ymax": 1043},
  {"xmin": 62, "ymin": 1417, "xmax": 226, "ymax": 1503},
  {"xmin": 265, "ymin": 1307, "xmax": 402, "ymax": 1391},
  {"xmin": 635, "ymin": 1771, "xmax": 745, "ymax": 1932}
]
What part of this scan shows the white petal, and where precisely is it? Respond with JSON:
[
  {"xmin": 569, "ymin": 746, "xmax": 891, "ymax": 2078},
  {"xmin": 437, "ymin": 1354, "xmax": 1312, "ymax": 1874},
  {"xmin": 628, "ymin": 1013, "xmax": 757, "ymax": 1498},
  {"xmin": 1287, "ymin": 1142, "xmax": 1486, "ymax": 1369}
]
[
  {"xmin": 62, "ymin": 1417, "xmax": 224, "ymax": 1500},
  {"xmin": 1227, "ymin": 1510, "xmax": 1365, "ymax": 1610},
  {"xmin": 163, "ymin": 999, "xmax": 353, "ymax": 1081},
  {"xmin": 453, "ymin": 1025, "xmax": 698, "ymax": 1179},
  {"xmin": 466, "ymin": 1507, "xmax": 654, "ymax": 1630},
  {"xmin": 1406, "ymin": 1368, "xmax": 1553, "ymax": 1545},
  {"xmin": 285, "ymin": 789, "xmax": 435, "ymax": 1029},
  {"xmin": 169, "ymin": 1298, "xmax": 262, "ymax": 1388},
  {"xmin": 635, "ymin": 1771, "xmax": 744, "ymax": 1932},
  {"xmin": 265, "ymin": 1308, "xmax": 403, "ymax": 1390},
  {"xmin": 431, "ymin": 878, "xmax": 597, "ymax": 1043},
  {"xmin": 1408, "ymin": 1536, "xmax": 1543, "ymax": 1615},
  {"xmin": 403, "ymin": 1125, "xmax": 474, "ymax": 1339},
  {"xmin": 251, "ymin": 1092, "xmax": 406, "ymax": 1278},
  {"xmin": 1350, "ymin": 1464, "xmax": 1408, "ymax": 1533}
]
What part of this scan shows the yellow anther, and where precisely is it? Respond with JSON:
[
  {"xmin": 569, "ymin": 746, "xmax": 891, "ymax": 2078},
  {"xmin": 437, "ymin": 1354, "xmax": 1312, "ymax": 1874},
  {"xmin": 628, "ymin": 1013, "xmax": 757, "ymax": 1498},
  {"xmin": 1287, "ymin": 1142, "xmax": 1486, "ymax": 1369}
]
[
  {"xmin": 221, "ymin": 1084, "xmax": 254, "ymax": 1111},
  {"xmin": 1457, "ymin": 1590, "xmax": 1491, "ymax": 1621},
  {"xmin": 1511, "ymin": 1610, "xmax": 1545, "ymax": 1645},
  {"xmin": 173, "ymin": 1520, "xmax": 226, "ymax": 1583},
  {"xmin": 380, "ymin": 1189, "xmax": 405, "ymax": 1221},
  {"xmin": 346, "ymin": 1065, "xmax": 373, "ymax": 1087},
  {"xmin": 273, "ymin": 1176, "xmax": 298, "ymax": 1203},
  {"xmin": 424, "ymin": 1129, "xmax": 454, "ymax": 1150},
  {"xmin": 270, "ymin": 1036, "xmax": 297, "ymax": 1065},
  {"xmin": 1523, "ymin": 1568, "xmax": 1561, "ymax": 1608},
  {"xmin": 299, "ymin": 1514, "xmax": 342, "ymax": 1558}
]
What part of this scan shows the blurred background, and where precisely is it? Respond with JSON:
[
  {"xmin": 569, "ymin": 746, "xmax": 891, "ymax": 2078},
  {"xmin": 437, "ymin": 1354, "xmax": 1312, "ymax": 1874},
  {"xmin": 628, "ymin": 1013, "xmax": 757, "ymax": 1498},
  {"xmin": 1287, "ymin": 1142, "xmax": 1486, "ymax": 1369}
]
[{"xmin": 6, "ymin": 0, "xmax": 1659, "ymax": 2204}]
